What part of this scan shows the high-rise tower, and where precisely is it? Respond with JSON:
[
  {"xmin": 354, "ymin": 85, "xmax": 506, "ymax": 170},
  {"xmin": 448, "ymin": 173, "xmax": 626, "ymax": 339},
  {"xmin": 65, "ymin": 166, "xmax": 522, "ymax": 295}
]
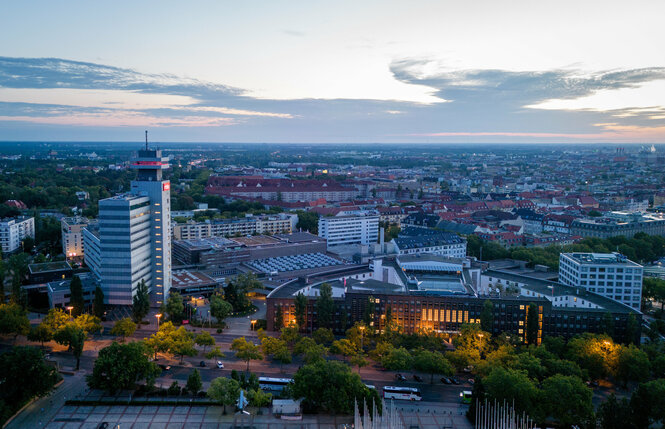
[{"xmin": 129, "ymin": 135, "xmax": 172, "ymax": 306}]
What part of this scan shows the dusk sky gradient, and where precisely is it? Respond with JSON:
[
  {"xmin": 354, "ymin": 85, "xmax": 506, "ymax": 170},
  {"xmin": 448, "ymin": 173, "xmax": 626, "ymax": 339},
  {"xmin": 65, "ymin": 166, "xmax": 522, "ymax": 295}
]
[{"xmin": 1, "ymin": 0, "xmax": 664, "ymax": 143}]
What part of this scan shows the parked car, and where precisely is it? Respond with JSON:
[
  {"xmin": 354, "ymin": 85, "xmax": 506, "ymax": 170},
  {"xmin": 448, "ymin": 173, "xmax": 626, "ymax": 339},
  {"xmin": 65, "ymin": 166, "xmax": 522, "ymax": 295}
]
[
  {"xmin": 216, "ymin": 361, "xmax": 224, "ymax": 369},
  {"xmin": 159, "ymin": 364, "xmax": 171, "ymax": 371},
  {"xmin": 441, "ymin": 377, "xmax": 452, "ymax": 384},
  {"xmin": 463, "ymin": 366, "xmax": 473, "ymax": 373},
  {"xmin": 451, "ymin": 376, "xmax": 460, "ymax": 385},
  {"xmin": 199, "ymin": 361, "xmax": 206, "ymax": 367},
  {"xmin": 468, "ymin": 378, "xmax": 475, "ymax": 385},
  {"xmin": 413, "ymin": 374, "xmax": 423, "ymax": 382},
  {"xmin": 395, "ymin": 374, "xmax": 406, "ymax": 381}
]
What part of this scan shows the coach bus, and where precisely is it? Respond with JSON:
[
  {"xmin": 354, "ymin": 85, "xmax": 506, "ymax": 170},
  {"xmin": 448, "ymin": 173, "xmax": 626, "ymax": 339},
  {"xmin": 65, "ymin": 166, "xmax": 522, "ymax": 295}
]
[
  {"xmin": 382, "ymin": 386, "xmax": 422, "ymax": 401},
  {"xmin": 258, "ymin": 377, "xmax": 293, "ymax": 392}
]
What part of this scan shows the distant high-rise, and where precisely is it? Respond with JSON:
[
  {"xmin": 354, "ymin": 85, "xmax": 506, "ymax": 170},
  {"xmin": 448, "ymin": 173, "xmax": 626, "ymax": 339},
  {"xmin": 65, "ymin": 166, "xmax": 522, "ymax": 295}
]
[{"xmin": 84, "ymin": 140, "xmax": 171, "ymax": 306}]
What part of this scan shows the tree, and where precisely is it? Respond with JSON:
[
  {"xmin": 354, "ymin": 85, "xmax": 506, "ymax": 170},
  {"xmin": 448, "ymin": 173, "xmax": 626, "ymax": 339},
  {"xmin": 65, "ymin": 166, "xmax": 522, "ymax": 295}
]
[
  {"xmin": 615, "ymin": 345, "xmax": 650, "ymax": 387},
  {"xmin": 312, "ymin": 327, "xmax": 334, "ymax": 345},
  {"xmin": 540, "ymin": 374, "xmax": 593, "ymax": 427},
  {"xmin": 186, "ymin": 369, "xmax": 203, "ymax": 395},
  {"xmin": 247, "ymin": 388, "xmax": 272, "ymax": 407},
  {"xmin": 54, "ymin": 323, "xmax": 86, "ymax": 370},
  {"xmin": 350, "ymin": 354, "xmax": 368, "ymax": 374},
  {"xmin": 195, "ymin": 331, "xmax": 216, "ymax": 353},
  {"xmin": 231, "ymin": 337, "xmax": 262, "ymax": 372},
  {"xmin": 292, "ymin": 360, "xmax": 379, "ymax": 415},
  {"xmin": 381, "ymin": 347, "xmax": 413, "ymax": 371},
  {"xmin": 87, "ymin": 342, "xmax": 159, "ymax": 394},
  {"xmin": 73, "ymin": 313, "xmax": 102, "ymax": 335},
  {"xmin": 331, "ymin": 339, "xmax": 358, "ymax": 361},
  {"xmin": 294, "ymin": 293, "xmax": 307, "ymax": 328},
  {"xmin": 526, "ymin": 303, "xmax": 539, "ymax": 345},
  {"xmin": 280, "ymin": 323, "xmax": 300, "ymax": 345},
  {"xmin": 567, "ymin": 333, "xmax": 619, "ymax": 380},
  {"xmin": 207, "ymin": 377, "xmax": 241, "ymax": 412},
  {"xmin": 480, "ymin": 300, "xmax": 493, "ymax": 332},
  {"xmin": 43, "ymin": 307, "xmax": 69, "ymax": 332},
  {"xmin": 166, "ymin": 291, "xmax": 184, "ymax": 324},
  {"xmin": 598, "ymin": 394, "xmax": 634, "ymax": 429},
  {"xmin": 625, "ymin": 313, "xmax": 639, "ymax": 345},
  {"xmin": 132, "ymin": 279, "xmax": 150, "ymax": 323},
  {"xmin": 110, "ymin": 317, "xmax": 137, "ymax": 342},
  {"xmin": 0, "ymin": 346, "xmax": 60, "ymax": 410},
  {"xmin": 144, "ymin": 321, "xmax": 176, "ymax": 360},
  {"xmin": 27, "ymin": 323, "xmax": 53, "ymax": 347},
  {"xmin": 170, "ymin": 326, "xmax": 197, "ymax": 364},
  {"xmin": 295, "ymin": 211, "xmax": 319, "ymax": 234},
  {"xmin": 413, "ymin": 350, "xmax": 453, "ymax": 383},
  {"xmin": 316, "ymin": 283, "xmax": 334, "ymax": 329},
  {"xmin": 483, "ymin": 367, "xmax": 539, "ymax": 418},
  {"xmin": 630, "ymin": 379, "xmax": 665, "ymax": 429},
  {"xmin": 274, "ymin": 306, "xmax": 284, "ymax": 330},
  {"xmin": 69, "ymin": 275, "xmax": 84, "ymax": 317},
  {"xmin": 0, "ymin": 303, "xmax": 30, "ymax": 341},
  {"xmin": 92, "ymin": 286, "xmax": 105, "ymax": 319},
  {"xmin": 602, "ymin": 311, "xmax": 615, "ymax": 337},
  {"xmin": 205, "ymin": 346, "xmax": 224, "ymax": 364},
  {"xmin": 209, "ymin": 295, "xmax": 233, "ymax": 323}
]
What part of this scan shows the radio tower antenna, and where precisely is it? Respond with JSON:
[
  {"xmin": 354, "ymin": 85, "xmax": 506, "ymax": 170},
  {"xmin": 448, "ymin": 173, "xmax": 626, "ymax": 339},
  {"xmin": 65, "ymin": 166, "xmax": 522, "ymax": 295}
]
[{"xmin": 145, "ymin": 130, "xmax": 149, "ymax": 150}]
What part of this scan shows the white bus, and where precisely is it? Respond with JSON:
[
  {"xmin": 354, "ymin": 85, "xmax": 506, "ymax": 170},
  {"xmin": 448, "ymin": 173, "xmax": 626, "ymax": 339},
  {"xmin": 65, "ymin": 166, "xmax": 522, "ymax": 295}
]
[
  {"xmin": 258, "ymin": 377, "xmax": 293, "ymax": 392},
  {"xmin": 382, "ymin": 386, "xmax": 422, "ymax": 401}
]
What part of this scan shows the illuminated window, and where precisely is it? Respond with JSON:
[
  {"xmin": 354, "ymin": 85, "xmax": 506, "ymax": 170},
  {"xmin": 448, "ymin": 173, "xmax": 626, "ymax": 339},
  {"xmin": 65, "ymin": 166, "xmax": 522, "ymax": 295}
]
[{"xmin": 520, "ymin": 305, "xmax": 525, "ymax": 310}]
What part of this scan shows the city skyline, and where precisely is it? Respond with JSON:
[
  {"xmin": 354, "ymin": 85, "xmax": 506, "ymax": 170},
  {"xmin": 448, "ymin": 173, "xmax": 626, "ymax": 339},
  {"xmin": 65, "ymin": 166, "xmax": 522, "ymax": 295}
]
[{"xmin": 1, "ymin": 0, "xmax": 664, "ymax": 143}]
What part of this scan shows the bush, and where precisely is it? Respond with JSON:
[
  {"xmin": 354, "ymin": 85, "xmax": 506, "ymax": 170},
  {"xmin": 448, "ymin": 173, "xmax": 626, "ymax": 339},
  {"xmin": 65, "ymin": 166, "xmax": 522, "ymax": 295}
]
[{"xmin": 216, "ymin": 328, "xmax": 223, "ymax": 334}]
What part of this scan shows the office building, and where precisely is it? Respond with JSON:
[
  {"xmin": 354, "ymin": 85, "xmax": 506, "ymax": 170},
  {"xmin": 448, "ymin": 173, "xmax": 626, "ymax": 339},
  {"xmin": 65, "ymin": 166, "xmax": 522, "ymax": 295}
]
[
  {"xmin": 0, "ymin": 216, "xmax": 34, "ymax": 254},
  {"xmin": 61, "ymin": 216, "xmax": 92, "ymax": 260},
  {"xmin": 318, "ymin": 213, "xmax": 379, "ymax": 247},
  {"xmin": 130, "ymin": 146, "xmax": 172, "ymax": 305},
  {"xmin": 84, "ymin": 144, "xmax": 172, "ymax": 306},
  {"xmin": 558, "ymin": 252, "xmax": 643, "ymax": 309}
]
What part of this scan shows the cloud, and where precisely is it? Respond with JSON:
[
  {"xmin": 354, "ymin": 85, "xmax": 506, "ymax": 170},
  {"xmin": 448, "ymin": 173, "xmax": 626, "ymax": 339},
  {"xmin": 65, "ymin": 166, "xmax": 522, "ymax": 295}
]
[
  {"xmin": 0, "ymin": 56, "xmax": 665, "ymax": 142},
  {"xmin": 390, "ymin": 58, "xmax": 665, "ymax": 106}
]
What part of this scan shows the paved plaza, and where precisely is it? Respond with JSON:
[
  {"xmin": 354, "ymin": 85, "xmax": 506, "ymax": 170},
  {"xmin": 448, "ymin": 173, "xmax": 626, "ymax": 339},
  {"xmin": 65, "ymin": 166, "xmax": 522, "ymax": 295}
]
[{"xmin": 43, "ymin": 402, "xmax": 472, "ymax": 429}]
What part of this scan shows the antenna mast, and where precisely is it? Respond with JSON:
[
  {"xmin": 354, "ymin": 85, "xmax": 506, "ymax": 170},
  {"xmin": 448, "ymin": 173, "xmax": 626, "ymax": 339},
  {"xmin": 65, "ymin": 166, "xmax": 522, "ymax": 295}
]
[{"xmin": 145, "ymin": 130, "xmax": 149, "ymax": 150}]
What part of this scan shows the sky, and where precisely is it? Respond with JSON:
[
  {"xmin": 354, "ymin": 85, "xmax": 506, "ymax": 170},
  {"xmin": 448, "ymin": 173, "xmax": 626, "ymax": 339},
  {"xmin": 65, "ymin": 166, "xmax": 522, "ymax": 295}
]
[{"xmin": 1, "ymin": 0, "xmax": 664, "ymax": 143}]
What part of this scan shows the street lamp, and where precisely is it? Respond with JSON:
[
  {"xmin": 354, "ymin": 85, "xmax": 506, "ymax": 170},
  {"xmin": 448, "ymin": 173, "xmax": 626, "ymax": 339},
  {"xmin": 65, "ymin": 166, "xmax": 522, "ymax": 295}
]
[
  {"xmin": 66, "ymin": 306, "xmax": 74, "ymax": 318},
  {"xmin": 250, "ymin": 320, "xmax": 257, "ymax": 331},
  {"xmin": 478, "ymin": 333, "xmax": 484, "ymax": 355},
  {"xmin": 156, "ymin": 313, "xmax": 162, "ymax": 329}
]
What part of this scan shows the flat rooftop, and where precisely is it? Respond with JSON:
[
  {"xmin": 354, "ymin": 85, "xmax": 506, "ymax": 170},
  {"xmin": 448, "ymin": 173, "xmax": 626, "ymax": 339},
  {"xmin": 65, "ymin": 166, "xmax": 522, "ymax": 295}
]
[
  {"xmin": 229, "ymin": 235, "xmax": 281, "ymax": 247},
  {"xmin": 29, "ymin": 261, "xmax": 72, "ymax": 274},
  {"xmin": 484, "ymin": 269, "xmax": 639, "ymax": 314},
  {"xmin": 172, "ymin": 270, "xmax": 216, "ymax": 287},
  {"xmin": 563, "ymin": 252, "xmax": 641, "ymax": 267}
]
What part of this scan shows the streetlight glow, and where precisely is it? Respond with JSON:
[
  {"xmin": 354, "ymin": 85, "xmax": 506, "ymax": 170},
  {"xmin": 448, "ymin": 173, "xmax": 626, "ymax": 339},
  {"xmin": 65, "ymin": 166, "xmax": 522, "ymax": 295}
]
[
  {"xmin": 66, "ymin": 306, "xmax": 74, "ymax": 317},
  {"xmin": 156, "ymin": 313, "xmax": 162, "ymax": 329}
]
